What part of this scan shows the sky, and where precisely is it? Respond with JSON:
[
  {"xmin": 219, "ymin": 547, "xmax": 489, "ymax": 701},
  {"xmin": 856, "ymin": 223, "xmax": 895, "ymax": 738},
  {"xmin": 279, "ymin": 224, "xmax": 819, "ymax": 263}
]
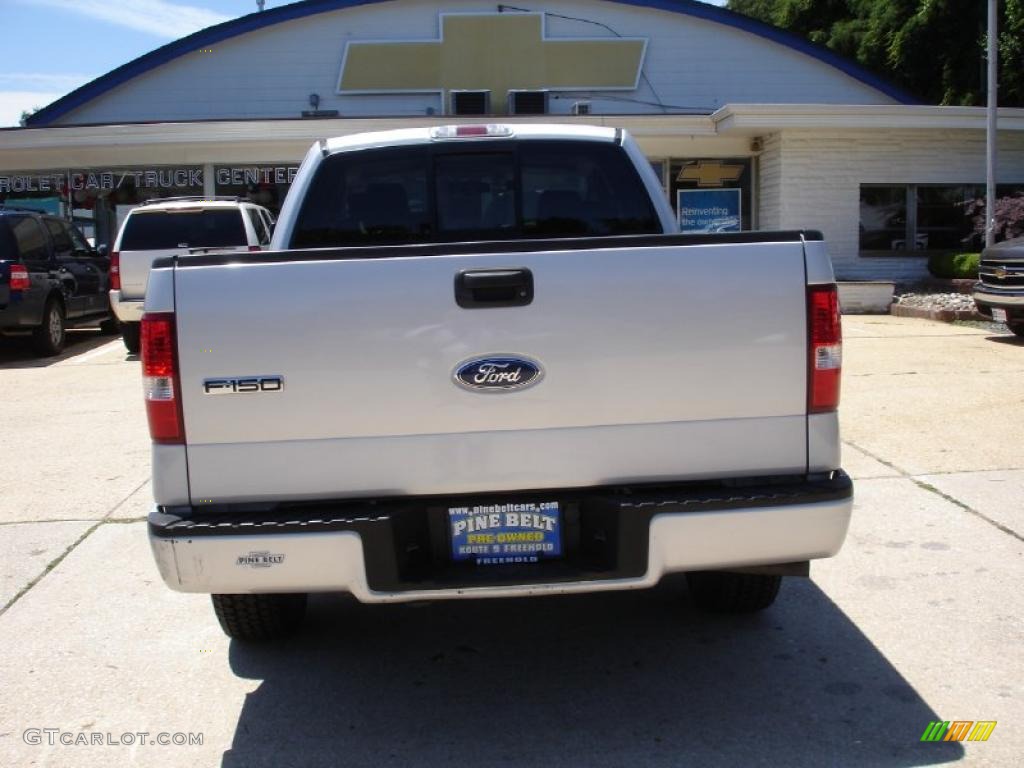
[{"xmin": 0, "ymin": 0, "xmax": 729, "ymax": 127}]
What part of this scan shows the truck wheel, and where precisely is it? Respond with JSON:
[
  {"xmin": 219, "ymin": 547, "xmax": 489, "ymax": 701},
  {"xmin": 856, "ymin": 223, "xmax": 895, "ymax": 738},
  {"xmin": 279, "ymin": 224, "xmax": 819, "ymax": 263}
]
[
  {"xmin": 211, "ymin": 593, "xmax": 307, "ymax": 641},
  {"xmin": 99, "ymin": 315, "xmax": 120, "ymax": 335},
  {"xmin": 121, "ymin": 322, "xmax": 141, "ymax": 354},
  {"xmin": 686, "ymin": 571, "xmax": 782, "ymax": 613},
  {"xmin": 1007, "ymin": 321, "xmax": 1024, "ymax": 338},
  {"xmin": 31, "ymin": 298, "xmax": 66, "ymax": 356}
]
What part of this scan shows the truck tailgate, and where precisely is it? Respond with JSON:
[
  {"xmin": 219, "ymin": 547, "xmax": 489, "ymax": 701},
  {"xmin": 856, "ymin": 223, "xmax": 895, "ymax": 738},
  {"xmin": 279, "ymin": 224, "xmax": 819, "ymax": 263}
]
[
  {"xmin": 119, "ymin": 248, "xmax": 182, "ymax": 300},
  {"xmin": 173, "ymin": 239, "xmax": 810, "ymax": 503}
]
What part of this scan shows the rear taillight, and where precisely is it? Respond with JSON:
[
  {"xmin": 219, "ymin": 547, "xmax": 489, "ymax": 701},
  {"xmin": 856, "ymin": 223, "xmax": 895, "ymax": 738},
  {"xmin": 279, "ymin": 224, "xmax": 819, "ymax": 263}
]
[
  {"xmin": 141, "ymin": 312, "xmax": 184, "ymax": 444},
  {"xmin": 9, "ymin": 263, "xmax": 30, "ymax": 291},
  {"xmin": 808, "ymin": 284, "xmax": 842, "ymax": 413},
  {"xmin": 110, "ymin": 251, "xmax": 120, "ymax": 290}
]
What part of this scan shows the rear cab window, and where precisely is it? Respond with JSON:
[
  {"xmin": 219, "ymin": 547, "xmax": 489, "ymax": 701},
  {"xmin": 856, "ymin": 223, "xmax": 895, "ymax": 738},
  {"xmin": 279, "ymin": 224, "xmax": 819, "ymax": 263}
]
[
  {"xmin": 291, "ymin": 140, "xmax": 661, "ymax": 248},
  {"xmin": 120, "ymin": 209, "xmax": 247, "ymax": 249},
  {"xmin": 3, "ymin": 216, "xmax": 50, "ymax": 262}
]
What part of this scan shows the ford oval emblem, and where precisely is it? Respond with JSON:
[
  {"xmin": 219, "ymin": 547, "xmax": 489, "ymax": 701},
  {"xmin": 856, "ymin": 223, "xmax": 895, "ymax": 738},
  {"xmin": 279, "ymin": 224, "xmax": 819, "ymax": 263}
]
[{"xmin": 454, "ymin": 356, "xmax": 543, "ymax": 392}]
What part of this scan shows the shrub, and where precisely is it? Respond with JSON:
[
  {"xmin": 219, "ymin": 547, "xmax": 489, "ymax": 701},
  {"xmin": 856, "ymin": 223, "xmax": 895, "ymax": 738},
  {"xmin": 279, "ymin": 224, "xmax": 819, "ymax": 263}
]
[
  {"xmin": 927, "ymin": 252, "xmax": 980, "ymax": 279},
  {"xmin": 967, "ymin": 193, "xmax": 1024, "ymax": 242}
]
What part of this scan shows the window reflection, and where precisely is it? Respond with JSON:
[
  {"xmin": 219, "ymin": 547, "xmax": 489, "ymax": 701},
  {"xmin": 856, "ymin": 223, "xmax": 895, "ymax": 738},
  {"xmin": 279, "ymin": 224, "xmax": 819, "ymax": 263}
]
[{"xmin": 859, "ymin": 184, "xmax": 1022, "ymax": 255}]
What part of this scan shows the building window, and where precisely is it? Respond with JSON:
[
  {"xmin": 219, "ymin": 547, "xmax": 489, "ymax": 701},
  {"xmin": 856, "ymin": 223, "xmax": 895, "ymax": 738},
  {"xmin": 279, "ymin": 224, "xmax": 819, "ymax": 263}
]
[
  {"xmin": 916, "ymin": 185, "xmax": 983, "ymax": 252},
  {"xmin": 859, "ymin": 183, "xmax": 1024, "ymax": 256},
  {"xmin": 859, "ymin": 185, "xmax": 908, "ymax": 253},
  {"xmin": 648, "ymin": 160, "xmax": 667, "ymax": 196},
  {"xmin": 670, "ymin": 159, "xmax": 752, "ymax": 231}
]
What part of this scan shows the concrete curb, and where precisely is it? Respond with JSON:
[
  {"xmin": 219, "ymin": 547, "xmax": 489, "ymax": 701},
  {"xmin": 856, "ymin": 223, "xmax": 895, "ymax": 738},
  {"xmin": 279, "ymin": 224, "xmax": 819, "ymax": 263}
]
[{"xmin": 890, "ymin": 303, "xmax": 985, "ymax": 322}]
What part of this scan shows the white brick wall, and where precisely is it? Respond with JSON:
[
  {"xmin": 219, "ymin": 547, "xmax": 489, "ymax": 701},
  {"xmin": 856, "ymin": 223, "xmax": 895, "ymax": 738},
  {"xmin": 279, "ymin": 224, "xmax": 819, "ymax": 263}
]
[
  {"xmin": 757, "ymin": 133, "xmax": 783, "ymax": 230},
  {"xmin": 837, "ymin": 282, "xmax": 895, "ymax": 313},
  {"xmin": 57, "ymin": 0, "xmax": 895, "ymax": 125},
  {"xmin": 759, "ymin": 128, "xmax": 1024, "ymax": 281}
]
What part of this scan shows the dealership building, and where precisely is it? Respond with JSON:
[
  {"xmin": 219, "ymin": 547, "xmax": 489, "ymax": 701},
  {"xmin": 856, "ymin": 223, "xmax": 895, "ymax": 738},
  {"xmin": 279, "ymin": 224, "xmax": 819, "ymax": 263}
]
[{"xmin": 3, "ymin": 0, "xmax": 1024, "ymax": 281}]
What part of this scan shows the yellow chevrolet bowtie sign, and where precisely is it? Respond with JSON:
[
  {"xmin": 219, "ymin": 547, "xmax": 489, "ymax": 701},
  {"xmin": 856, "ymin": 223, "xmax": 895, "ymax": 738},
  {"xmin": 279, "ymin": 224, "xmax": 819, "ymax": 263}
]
[
  {"xmin": 676, "ymin": 161, "xmax": 746, "ymax": 187},
  {"xmin": 338, "ymin": 13, "xmax": 647, "ymax": 113}
]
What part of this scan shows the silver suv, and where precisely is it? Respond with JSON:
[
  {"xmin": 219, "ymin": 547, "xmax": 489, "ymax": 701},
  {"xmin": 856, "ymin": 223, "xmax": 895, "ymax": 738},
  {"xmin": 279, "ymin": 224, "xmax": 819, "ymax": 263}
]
[{"xmin": 110, "ymin": 197, "xmax": 274, "ymax": 353}]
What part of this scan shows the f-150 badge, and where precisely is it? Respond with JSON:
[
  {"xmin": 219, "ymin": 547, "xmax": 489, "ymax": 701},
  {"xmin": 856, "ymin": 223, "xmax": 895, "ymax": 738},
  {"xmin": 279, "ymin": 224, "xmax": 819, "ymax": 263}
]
[
  {"xmin": 454, "ymin": 356, "xmax": 543, "ymax": 392},
  {"xmin": 203, "ymin": 376, "xmax": 284, "ymax": 394}
]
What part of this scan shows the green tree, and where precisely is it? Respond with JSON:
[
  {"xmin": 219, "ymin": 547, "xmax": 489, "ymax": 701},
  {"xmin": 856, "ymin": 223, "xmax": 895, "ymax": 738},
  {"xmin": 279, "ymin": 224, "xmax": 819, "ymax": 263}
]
[
  {"xmin": 727, "ymin": 0, "xmax": 1024, "ymax": 107},
  {"xmin": 19, "ymin": 107, "xmax": 40, "ymax": 127}
]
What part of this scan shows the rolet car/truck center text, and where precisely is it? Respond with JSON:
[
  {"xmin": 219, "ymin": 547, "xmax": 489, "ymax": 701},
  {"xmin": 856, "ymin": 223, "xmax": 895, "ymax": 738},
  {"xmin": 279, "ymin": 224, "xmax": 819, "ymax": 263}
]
[{"xmin": 0, "ymin": 166, "xmax": 299, "ymax": 193}]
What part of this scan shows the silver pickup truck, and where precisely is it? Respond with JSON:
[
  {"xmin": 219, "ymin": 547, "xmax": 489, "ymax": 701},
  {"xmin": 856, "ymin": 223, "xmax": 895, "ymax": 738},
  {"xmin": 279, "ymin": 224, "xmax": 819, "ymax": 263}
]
[{"xmin": 143, "ymin": 124, "xmax": 852, "ymax": 641}]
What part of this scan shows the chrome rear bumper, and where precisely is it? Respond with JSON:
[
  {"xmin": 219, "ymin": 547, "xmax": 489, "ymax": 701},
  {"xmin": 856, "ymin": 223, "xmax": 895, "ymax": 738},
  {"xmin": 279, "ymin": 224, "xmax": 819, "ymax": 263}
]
[{"xmin": 148, "ymin": 473, "xmax": 853, "ymax": 602}]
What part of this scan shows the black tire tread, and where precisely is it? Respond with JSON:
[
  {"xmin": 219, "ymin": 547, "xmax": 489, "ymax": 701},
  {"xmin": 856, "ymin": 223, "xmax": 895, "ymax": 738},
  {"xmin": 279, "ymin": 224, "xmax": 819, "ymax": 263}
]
[
  {"xmin": 211, "ymin": 593, "xmax": 307, "ymax": 642},
  {"xmin": 121, "ymin": 322, "xmax": 141, "ymax": 354},
  {"xmin": 686, "ymin": 571, "xmax": 782, "ymax": 613},
  {"xmin": 1007, "ymin": 321, "xmax": 1024, "ymax": 338},
  {"xmin": 31, "ymin": 298, "xmax": 65, "ymax": 356}
]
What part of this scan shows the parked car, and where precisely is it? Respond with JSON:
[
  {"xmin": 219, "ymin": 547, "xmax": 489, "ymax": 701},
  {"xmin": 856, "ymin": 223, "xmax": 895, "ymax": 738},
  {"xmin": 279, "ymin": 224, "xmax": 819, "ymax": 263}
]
[
  {"xmin": 143, "ymin": 124, "xmax": 851, "ymax": 641},
  {"xmin": 0, "ymin": 206, "xmax": 116, "ymax": 356},
  {"xmin": 974, "ymin": 236, "xmax": 1024, "ymax": 336},
  {"xmin": 110, "ymin": 197, "xmax": 274, "ymax": 353}
]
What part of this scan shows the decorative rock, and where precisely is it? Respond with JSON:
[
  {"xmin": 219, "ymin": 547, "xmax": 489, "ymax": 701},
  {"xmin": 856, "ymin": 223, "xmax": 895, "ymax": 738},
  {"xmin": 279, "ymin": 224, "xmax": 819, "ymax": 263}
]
[{"xmin": 890, "ymin": 292, "xmax": 991, "ymax": 323}]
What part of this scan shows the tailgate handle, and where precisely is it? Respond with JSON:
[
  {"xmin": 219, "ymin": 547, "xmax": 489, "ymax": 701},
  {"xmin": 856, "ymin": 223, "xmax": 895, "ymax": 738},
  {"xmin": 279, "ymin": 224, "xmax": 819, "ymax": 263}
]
[{"xmin": 455, "ymin": 268, "xmax": 533, "ymax": 309}]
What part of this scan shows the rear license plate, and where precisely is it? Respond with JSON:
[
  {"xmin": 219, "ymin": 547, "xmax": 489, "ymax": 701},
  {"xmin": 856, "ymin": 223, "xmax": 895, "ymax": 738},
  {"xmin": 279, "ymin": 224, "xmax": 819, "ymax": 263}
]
[
  {"xmin": 992, "ymin": 308, "xmax": 1007, "ymax": 323},
  {"xmin": 449, "ymin": 501, "xmax": 562, "ymax": 565}
]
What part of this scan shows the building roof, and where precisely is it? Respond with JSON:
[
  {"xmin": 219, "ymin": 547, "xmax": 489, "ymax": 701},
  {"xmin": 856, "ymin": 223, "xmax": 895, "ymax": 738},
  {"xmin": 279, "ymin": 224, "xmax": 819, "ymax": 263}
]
[
  {"xmin": 25, "ymin": 0, "xmax": 917, "ymax": 127},
  {"xmin": 10, "ymin": 107, "xmax": 1022, "ymax": 171}
]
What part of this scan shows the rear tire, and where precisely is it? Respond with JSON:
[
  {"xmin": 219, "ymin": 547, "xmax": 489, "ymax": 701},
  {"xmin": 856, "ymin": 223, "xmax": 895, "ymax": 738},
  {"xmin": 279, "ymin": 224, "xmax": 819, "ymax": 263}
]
[
  {"xmin": 686, "ymin": 571, "xmax": 782, "ymax": 613},
  {"xmin": 99, "ymin": 315, "xmax": 120, "ymax": 335},
  {"xmin": 121, "ymin": 322, "xmax": 140, "ymax": 354},
  {"xmin": 1007, "ymin": 321, "xmax": 1024, "ymax": 338},
  {"xmin": 31, "ymin": 298, "xmax": 66, "ymax": 356},
  {"xmin": 211, "ymin": 593, "xmax": 307, "ymax": 642}
]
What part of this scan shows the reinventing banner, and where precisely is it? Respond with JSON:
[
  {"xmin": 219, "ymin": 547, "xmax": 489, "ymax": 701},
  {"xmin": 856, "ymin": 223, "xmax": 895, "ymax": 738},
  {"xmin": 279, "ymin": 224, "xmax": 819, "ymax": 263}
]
[{"xmin": 677, "ymin": 188, "xmax": 742, "ymax": 233}]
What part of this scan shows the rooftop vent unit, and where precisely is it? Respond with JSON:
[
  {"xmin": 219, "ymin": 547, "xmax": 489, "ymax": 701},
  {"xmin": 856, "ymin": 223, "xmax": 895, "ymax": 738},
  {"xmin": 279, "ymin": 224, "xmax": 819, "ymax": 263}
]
[
  {"xmin": 449, "ymin": 90, "xmax": 490, "ymax": 116},
  {"xmin": 571, "ymin": 101, "xmax": 592, "ymax": 116},
  {"xmin": 508, "ymin": 90, "xmax": 548, "ymax": 115}
]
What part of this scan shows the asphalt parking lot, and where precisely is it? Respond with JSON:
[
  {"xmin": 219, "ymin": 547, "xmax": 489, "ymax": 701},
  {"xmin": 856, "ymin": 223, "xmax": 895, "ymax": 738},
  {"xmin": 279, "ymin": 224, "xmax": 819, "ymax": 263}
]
[{"xmin": 0, "ymin": 316, "xmax": 1021, "ymax": 768}]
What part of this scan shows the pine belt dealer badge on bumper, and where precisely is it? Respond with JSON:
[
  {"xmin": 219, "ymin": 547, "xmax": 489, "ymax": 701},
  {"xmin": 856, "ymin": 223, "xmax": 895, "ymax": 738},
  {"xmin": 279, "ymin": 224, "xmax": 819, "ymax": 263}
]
[{"xmin": 236, "ymin": 551, "xmax": 285, "ymax": 568}]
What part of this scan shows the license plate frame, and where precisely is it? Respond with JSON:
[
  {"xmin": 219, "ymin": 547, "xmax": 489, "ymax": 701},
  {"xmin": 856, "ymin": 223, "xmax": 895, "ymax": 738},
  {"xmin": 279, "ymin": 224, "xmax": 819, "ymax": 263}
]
[
  {"xmin": 992, "ymin": 307, "xmax": 1008, "ymax": 323},
  {"xmin": 448, "ymin": 501, "xmax": 562, "ymax": 566}
]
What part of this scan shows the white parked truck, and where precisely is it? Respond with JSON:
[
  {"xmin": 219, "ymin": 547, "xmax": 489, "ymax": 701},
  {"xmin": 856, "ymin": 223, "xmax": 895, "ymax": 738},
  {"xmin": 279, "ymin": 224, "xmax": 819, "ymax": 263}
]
[
  {"xmin": 143, "ymin": 124, "xmax": 852, "ymax": 641},
  {"xmin": 110, "ymin": 197, "xmax": 274, "ymax": 353}
]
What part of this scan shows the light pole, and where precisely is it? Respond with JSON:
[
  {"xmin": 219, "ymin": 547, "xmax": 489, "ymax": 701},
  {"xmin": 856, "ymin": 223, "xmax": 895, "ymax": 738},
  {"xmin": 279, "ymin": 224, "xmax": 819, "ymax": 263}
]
[{"xmin": 985, "ymin": 0, "xmax": 998, "ymax": 247}]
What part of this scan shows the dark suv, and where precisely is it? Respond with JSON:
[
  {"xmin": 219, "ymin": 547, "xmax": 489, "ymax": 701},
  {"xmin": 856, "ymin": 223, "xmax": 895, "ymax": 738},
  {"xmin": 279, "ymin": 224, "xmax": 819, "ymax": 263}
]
[{"xmin": 0, "ymin": 207, "xmax": 116, "ymax": 356}]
